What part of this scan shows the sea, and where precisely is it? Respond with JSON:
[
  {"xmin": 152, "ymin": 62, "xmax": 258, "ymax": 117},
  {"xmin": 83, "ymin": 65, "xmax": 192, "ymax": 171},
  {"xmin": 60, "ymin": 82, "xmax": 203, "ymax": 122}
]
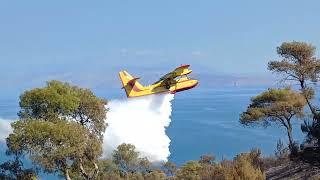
[{"xmin": 0, "ymin": 86, "xmax": 305, "ymax": 178}]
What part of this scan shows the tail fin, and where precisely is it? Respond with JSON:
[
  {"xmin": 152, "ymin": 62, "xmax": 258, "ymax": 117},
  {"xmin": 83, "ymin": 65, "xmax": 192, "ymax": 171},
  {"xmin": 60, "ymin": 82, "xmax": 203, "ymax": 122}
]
[{"xmin": 119, "ymin": 71, "xmax": 144, "ymax": 97}]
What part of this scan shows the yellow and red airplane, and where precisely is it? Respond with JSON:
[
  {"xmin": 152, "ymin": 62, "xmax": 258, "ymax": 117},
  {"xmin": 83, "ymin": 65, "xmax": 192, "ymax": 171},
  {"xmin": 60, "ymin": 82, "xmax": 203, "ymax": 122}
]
[{"xmin": 119, "ymin": 65, "xmax": 198, "ymax": 98}]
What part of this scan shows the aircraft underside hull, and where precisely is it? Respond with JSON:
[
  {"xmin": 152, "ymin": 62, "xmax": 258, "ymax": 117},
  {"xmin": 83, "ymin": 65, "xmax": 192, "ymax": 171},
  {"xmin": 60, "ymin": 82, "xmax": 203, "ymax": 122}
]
[{"xmin": 127, "ymin": 80, "xmax": 198, "ymax": 98}]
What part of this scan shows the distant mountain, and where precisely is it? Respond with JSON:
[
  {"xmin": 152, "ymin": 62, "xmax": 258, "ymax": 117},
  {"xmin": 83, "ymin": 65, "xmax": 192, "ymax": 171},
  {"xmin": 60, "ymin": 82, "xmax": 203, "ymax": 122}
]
[{"xmin": 1, "ymin": 64, "xmax": 276, "ymax": 98}]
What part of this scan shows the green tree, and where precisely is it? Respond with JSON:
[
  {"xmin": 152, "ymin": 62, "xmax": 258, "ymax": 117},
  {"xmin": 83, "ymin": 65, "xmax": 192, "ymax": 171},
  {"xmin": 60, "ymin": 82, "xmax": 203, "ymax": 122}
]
[
  {"xmin": 137, "ymin": 157, "xmax": 151, "ymax": 174},
  {"xmin": 0, "ymin": 157, "xmax": 36, "ymax": 180},
  {"xmin": 197, "ymin": 150, "xmax": 264, "ymax": 180},
  {"xmin": 70, "ymin": 87, "xmax": 107, "ymax": 179},
  {"xmin": 95, "ymin": 159, "xmax": 122, "ymax": 180},
  {"xmin": 268, "ymin": 41, "xmax": 320, "ymax": 150},
  {"xmin": 199, "ymin": 154, "xmax": 215, "ymax": 165},
  {"xmin": 162, "ymin": 162, "xmax": 177, "ymax": 177},
  {"xmin": 233, "ymin": 151, "xmax": 265, "ymax": 180},
  {"xmin": 112, "ymin": 143, "xmax": 140, "ymax": 174},
  {"xmin": 97, "ymin": 159, "xmax": 120, "ymax": 174},
  {"xmin": 143, "ymin": 171, "xmax": 166, "ymax": 180},
  {"xmin": 7, "ymin": 80, "xmax": 107, "ymax": 180},
  {"xmin": 19, "ymin": 80, "xmax": 107, "ymax": 139},
  {"xmin": 240, "ymin": 88, "xmax": 306, "ymax": 152},
  {"xmin": 268, "ymin": 41, "xmax": 320, "ymax": 118},
  {"xmin": 18, "ymin": 80, "xmax": 80, "ymax": 120},
  {"xmin": 7, "ymin": 119, "xmax": 87, "ymax": 180},
  {"xmin": 72, "ymin": 87, "xmax": 108, "ymax": 140},
  {"xmin": 111, "ymin": 143, "xmax": 157, "ymax": 178},
  {"xmin": 176, "ymin": 161, "xmax": 202, "ymax": 180}
]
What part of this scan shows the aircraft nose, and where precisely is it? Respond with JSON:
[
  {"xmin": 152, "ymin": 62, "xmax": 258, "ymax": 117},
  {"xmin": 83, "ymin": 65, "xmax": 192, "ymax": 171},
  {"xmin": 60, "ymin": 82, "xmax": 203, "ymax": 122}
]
[{"xmin": 191, "ymin": 80, "xmax": 198, "ymax": 87}]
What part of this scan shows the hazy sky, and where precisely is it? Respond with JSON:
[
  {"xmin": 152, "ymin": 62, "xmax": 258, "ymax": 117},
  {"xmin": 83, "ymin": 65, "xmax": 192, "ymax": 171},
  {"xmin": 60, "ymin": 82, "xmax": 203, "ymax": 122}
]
[{"xmin": 1, "ymin": 0, "xmax": 320, "ymax": 93}]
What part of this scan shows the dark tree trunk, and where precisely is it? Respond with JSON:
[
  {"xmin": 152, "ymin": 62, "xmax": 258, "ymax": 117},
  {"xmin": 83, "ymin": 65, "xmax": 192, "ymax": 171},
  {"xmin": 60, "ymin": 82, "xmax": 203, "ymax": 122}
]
[
  {"xmin": 299, "ymin": 79, "xmax": 319, "ymax": 120},
  {"xmin": 283, "ymin": 118, "xmax": 295, "ymax": 153},
  {"xmin": 287, "ymin": 127, "xmax": 294, "ymax": 151}
]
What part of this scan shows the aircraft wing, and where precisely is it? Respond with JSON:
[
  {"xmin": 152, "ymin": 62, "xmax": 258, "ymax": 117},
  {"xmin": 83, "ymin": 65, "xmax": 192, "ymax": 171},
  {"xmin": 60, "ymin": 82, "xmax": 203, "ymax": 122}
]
[
  {"xmin": 154, "ymin": 65, "xmax": 192, "ymax": 84},
  {"xmin": 159, "ymin": 72, "xmax": 175, "ymax": 80},
  {"xmin": 173, "ymin": 64, "xmax": 192, "ymax": 76}
]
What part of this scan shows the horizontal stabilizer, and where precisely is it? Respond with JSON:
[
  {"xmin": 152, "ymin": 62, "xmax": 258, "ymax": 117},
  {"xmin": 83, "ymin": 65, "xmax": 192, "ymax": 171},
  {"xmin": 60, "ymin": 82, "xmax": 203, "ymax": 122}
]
[{"xmin": 127, "ymin": 77, "xmax": 140, "ymax": 86}]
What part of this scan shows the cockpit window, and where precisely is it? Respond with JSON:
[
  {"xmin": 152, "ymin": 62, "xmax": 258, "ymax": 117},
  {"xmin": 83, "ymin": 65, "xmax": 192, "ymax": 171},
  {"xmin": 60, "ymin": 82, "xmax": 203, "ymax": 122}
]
[
  {"xmin": 175, "ymin": 75, "xmax": 189, "ymax": 80},
  {"xmin": 153, "ymin": 74, "xmax": 189, "ymax": 85}
]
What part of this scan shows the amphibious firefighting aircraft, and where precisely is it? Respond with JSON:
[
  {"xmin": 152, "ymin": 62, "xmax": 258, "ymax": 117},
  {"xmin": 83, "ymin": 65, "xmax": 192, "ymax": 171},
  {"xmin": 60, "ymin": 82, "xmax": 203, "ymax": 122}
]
[{"xmin": 119, "ymin": 65, "xmax": 198, "ymax": 98}]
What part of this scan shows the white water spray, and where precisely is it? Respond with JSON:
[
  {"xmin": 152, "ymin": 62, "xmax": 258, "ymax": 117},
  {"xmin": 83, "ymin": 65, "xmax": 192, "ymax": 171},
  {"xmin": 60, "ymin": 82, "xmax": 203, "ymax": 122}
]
[
  {"xmin": 0, "ymin": 119, "xmax": 13, "ymax": 143},
  {"xmin": 103, "ymin": 94, "xmax": 174, "ymax": 162}
]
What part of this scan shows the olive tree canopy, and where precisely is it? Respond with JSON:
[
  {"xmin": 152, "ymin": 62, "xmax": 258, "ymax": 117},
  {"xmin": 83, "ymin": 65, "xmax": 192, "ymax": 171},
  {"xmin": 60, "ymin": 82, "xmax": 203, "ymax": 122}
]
[{"xmin": 240, "ymin": 88, "xmax": 306, "ymax": 151}]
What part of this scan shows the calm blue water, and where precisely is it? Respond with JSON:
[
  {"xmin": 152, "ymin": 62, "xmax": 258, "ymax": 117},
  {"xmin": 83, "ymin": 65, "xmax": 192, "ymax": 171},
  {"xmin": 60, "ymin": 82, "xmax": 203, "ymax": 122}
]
[
  {"xmin": 0, "ymin": 87, "xmax": 305, "ymax": 177},
  {"xmin": 168, "ymin": 87, "xmax": 304, "ymax": 164}
]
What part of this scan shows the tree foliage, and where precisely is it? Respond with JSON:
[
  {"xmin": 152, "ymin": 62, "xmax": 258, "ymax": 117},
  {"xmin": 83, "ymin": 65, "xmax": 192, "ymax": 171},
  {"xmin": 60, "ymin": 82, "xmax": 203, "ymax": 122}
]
[
  {"xmin": 0, "ymin": 157, "xmax": 36, "ymax": 180},
  {"xmin": 18, "ymin": 80, "xmax": 107, "ymax": 138},
  {"xmin": 162, "ymin": 161, "xmax": 177, "ymax": 177},
  {"xmin": 112, "ymin": 143, "xmax": 141, "ymax": 174},
  {"xmin": 241, "ymin": 87, "xmax": 306, "ymax": 124},
  {"xmin": 176, "ymin": 161, "xmax": 202, "ymax": 180},
  {"xmin": 199, "ymin": 154, "xmax": 215, "ymax": 165},
  {"xmin": 268, "ymin": 41, "xmax": 320, "ymax": 85},
  {"xmin": 18, "ymin": 80, "xmax": 79, "ymax": 120},
  {"xmin": 240, "ymin": 87, "xmax": 306, "ymax": 151},
  {"xmin": 7, "ymin": 119, "xmax": 87, "ymax": 178},
  {"xmin": 97, "ymin": 144, "xmax": 166, "ymax": 180},
  {"xmin": 266, "ymin": 41, "xmax": 320, "ymax": 155},
  {"xmin": 268, "ymin": 41, "xmax": 320, "ymax": 117},
  {"xmin": 174, "ymin": 149, "xmax": 264, "ymax": 180},
  {"xmin": 6, "ymin": 80, "xmax": 107, "ymax": 180},
  {"xmin": 232, "ymin": 150, "xmax": 264, "ymax": 180},
  {"xmin": 72, "ymin": 87, "xmax": 108, "ymax": 140}
]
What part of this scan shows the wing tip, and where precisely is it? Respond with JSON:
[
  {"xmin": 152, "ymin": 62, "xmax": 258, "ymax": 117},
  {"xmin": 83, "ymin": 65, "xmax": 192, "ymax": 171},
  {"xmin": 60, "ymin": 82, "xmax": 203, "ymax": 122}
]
[{"xmin": 176, "ymin": 64, "xmax": 190, "ymax": 69}]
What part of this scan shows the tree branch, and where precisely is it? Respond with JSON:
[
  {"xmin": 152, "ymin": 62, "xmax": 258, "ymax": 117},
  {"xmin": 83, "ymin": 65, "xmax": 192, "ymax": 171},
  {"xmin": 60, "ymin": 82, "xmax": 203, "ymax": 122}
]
[
  {"xmin": 79, "ymin": 158, "xmax": 89, "ymax": 179},
  {"xmin": 92, "ymin": 162, "xmax": 99, "ymax": 180},
  {"xmin": 78, "ymin": 158, "xmax": 99, "ymax": 180}
]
